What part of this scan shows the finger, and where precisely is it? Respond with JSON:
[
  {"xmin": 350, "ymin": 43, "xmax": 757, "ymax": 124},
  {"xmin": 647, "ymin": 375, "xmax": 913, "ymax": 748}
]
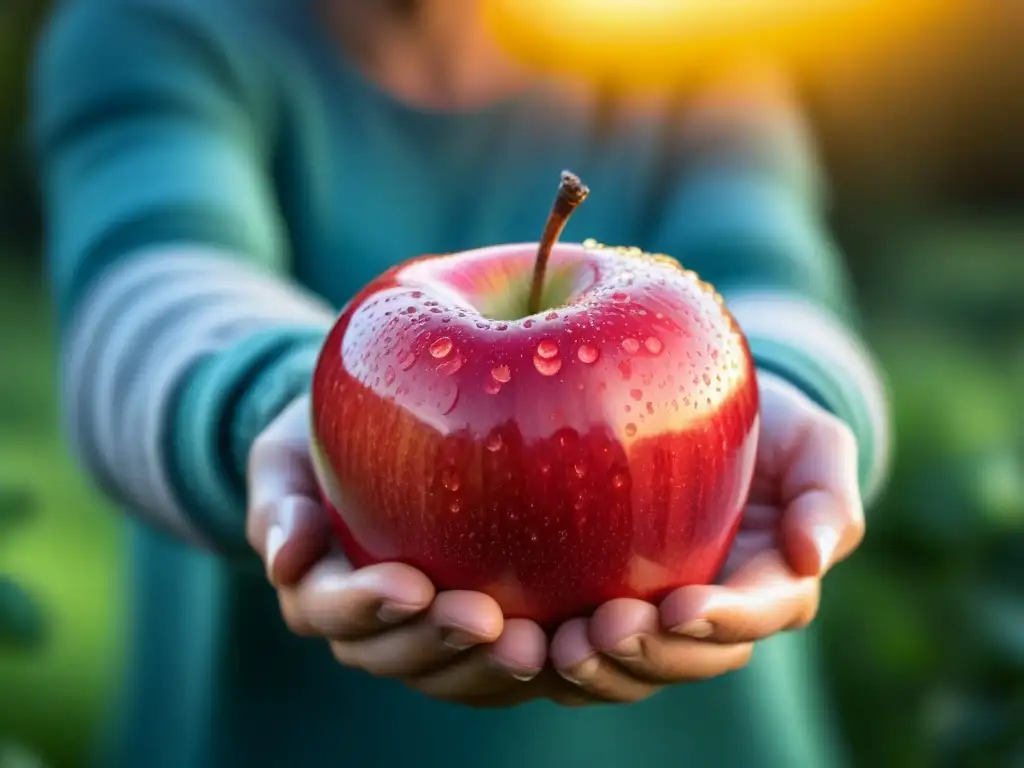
[
  {"xmin": 329, "ymin": 591, "xmax": 503, "ymax": 678},
  {"xmin": 660, "ymin": 550, "xmax": 820, "ymax": 644},
  {"xmin": 246, "ymin": 397, "xmax": 331, "ymax": 586},
  {"xmin": 407, "ymin": 619, "xmax": 546, "ymax": 702},
  {"xmin": 585, "ymin": 599, "xmax": 754, "ymax": 684},
  {"xmin": 278, "ymin": 557, "xmax": 434, "ymax": 638},
  {"xmin": 779, "ymin": 415, "xmax": 865, "ymax": 577},
  {"xmin": 549, "ymin": 618, "xmax": 660, "ymax": 704}
]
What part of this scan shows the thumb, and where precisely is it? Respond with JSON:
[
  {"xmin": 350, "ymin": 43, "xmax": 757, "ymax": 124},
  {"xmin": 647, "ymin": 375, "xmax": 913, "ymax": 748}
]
[{"xmin": 246, "ymin": 397, "xmax": 333, "ymax": 586}]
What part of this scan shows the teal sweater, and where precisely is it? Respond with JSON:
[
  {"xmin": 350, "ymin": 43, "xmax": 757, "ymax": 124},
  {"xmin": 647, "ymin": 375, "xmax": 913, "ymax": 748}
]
[{"xmin": 32, "ymin": 1, "xmax": 888, "ymax": 766}]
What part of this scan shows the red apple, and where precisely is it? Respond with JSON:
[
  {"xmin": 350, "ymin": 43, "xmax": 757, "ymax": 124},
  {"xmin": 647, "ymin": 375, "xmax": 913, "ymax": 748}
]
[{"xmin": 310, "ymin": 173, "xmax": 760, "ymax": 627}]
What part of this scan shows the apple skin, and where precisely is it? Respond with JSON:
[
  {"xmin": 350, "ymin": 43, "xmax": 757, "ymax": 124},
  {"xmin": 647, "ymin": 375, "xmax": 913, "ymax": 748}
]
[{"xmin": 310, "ymin": 241, "xmax": 760, "ymax": 627}]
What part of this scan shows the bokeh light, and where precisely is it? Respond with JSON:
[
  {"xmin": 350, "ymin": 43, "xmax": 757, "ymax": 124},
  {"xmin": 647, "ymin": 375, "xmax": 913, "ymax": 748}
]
[{"xmin": 485, "ymin": 0, "xmax": 964, "ymax": 88}]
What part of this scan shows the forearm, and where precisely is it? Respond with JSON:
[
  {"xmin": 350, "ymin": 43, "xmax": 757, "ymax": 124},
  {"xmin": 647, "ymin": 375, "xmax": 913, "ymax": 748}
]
[{"xmin": 63, "ymin": 246, "xmax": 333, "ymax": 554}]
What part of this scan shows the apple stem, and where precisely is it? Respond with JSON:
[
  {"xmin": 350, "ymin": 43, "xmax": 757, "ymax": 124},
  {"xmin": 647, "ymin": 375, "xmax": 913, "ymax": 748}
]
[{"xmin": 527, "ymin": 171, "xmax": 590, "ymax": 316}]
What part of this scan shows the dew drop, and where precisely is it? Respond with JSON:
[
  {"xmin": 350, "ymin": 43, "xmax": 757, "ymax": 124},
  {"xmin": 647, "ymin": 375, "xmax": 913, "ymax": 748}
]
[
  {"xmin": 483, "ymin": 377, "xmax": 502, "ymax": 395},
  {"xmin": 611, "ymin": 291, "xmax": 630, "ymax": 303},
  {"xmin": 702, "ymin": 372, "xmax": 712, "ymax": 386},
  {"xmin": 437, "ymin": 356, "xmax": 464, "ymax": 376},
  {"xmin": 625, "ymin": 423, "xmax": 638, "ymax": 438},
  {"xmin": 449, "ymin": 501, "xmax": 461, "ymax": 514},
  {"xmin": 536, "ymin": 339, "xmax": 559, "ymax": 359},
  {"xmin": 533, "ymin": 355, "xmax": 563, "ymax": 376},
  {"xmin": 574, "ymin": 460, "xmax": 588, "ymax": 478},
  {"xmin": 630, "ymin": 388, "xmax": 643, "ymax": 401},
  {"xmin": 429, "ymin": 337, "xmax": 453, "ymax": 359},
  {"xmin": 611, "ymin": 471, "xmax": 629, "ymax": 491},
  {"xmin": 523, "ymin": 319, "xmax": 535, "ymax": 329},
  {"xmin": 644, "ymin": 336, "xmax": 664, "ymax": 355},
  {"xmin": 577, "ymin": 344, "xmax": 599, "ymax": 364},
  {"xmin": 646, "ymin": 402, "xmax": 655, "ymax": 415},
  {"xmin": 398, "ymin": 350, "xmax": 416, "ymax": 370},
  {"xmin": 384, "ymin": 367, "xmax": 395, "ymax": 386},
  {"xmin": 485, "ymin": 433, "xmax": 504, "ymax": 452},
  {"xmin": 621, "ymin": 338, "xmax": 640, "ymax": 354},
  {"xmin": 545, "ymin": 311, "xmax": 559, "ymax": 321},
  {"xmin": 440, "ymin": 468, "xmax": 461, "ymax": 492},
  {"xmin": 496, "ymin": 323, "xmax": 509, "ymax": 331},
  {"xmin": 491, "ymin": 365, "xmax": 511, "ymax": 383}
]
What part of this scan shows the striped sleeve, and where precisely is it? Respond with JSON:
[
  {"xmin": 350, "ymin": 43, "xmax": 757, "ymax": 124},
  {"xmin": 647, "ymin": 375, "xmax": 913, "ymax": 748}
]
[
  {"xmin": 31, "ymin": 1, "xmax": 333, "ymax": 554},
  {"xmin": 650, "ymin": 66, "xmax": 892, "ymax": 505}
]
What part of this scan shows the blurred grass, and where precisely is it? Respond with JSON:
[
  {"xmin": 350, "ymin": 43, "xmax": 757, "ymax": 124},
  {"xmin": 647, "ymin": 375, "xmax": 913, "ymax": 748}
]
[{"xmin": 0, "ymin": 259, "xmax": 123, "ymax": 768}]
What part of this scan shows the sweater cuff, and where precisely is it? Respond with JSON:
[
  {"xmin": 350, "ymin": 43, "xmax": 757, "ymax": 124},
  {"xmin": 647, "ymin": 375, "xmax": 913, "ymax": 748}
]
[
  {"xmin": 168, "ymin": 326, "xmax": 328, "ymax": 556},
  {"xmin": 729, "ymin": 293, "xmax": 892, "ymax": 507}
]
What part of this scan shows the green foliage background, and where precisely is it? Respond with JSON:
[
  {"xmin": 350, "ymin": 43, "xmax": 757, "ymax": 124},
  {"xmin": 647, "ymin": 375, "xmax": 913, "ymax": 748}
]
[{"xmin": 0, "ymin": 4, "xmax": 1021, "ymax": 767}]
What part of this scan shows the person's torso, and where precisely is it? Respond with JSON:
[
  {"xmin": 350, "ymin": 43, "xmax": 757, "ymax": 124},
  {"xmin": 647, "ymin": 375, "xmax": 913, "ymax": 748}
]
[{"xmin": 106, "ymin": 2, "xmax": 846, "ymax": 766}]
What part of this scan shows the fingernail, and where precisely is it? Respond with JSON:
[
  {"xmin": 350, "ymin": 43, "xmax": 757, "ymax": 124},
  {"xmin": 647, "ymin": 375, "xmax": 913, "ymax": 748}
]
[
  {"xmin": 812, "ymin": 525, "xmax": 840, "ymax": 572},
  {"xmin": 377, "ymin": 602, "xmax": 419, "ymax": 624},
  {"xmin": 265, "ymin": 525, "xmax": 286, "ymax": 581},
  {"xmin": 671, "ymin": 619, "xmax": 714, "ymax": 639},
  {"xmin": 607, "ymin": 635, "xmax": 644, "ymax": 660},
  {"xmin": 510, "ymin": 669, "xmax": 540, "ymax": 682},
  {"xmin": 558, "ymin": 655, "xmax": 599, "ymax": 686},
  {"xmin": 442, "ymin": 630, "xmax": 479, "ymax": 651}
]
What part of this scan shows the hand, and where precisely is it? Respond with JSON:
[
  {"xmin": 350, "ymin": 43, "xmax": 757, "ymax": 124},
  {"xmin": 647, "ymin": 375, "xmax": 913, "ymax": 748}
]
[
  {"xmin": 547, "ymin": 372, "xmax": 866, "ymax": 704},
  {"xmin": 245, "ymin": 397, "xmax": 548, "ymax": 707}
]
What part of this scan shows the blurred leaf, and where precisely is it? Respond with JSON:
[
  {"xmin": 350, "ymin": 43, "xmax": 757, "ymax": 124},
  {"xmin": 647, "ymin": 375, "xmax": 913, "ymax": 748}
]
[
  {"xmin": 0, "ymin": 578, "xmax": 47, "ymax": 651},
  {"xmin": 0, "ymin": 739, "xmax": 49, "ymax": 768},
  {"xmin": 963, "ymin": 585, "xmax": 1024, "ymax": 672},
  {"xmin": 0, "ymin": 487, "xmax": 35, "ymax": 533}
]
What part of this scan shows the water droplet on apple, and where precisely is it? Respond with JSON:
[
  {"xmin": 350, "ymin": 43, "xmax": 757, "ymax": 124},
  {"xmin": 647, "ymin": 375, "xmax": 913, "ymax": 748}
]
[
  {"xmin": 437, "ymin": 356, "xmax": 464, "ymax": 376},
  {"xmin": 630, "ymin": 388, "xmax": 643, "ymax": 401},
  {"xmin": 410, "ymin": 291, "xmax": 423, "ymax": 299},
  {"xmin": 576, "ymin": 344, "xmax": 599, "ymax": 364},
  {"xmin": 621, "ymin": 338, "xmax": 640, "ymax": 354},
  {"xmin": 449, "ymin": 501, "xmax": 461, "ymax": 514},
  {"xmin": 545, "ymin": 311, "xmax": 559, "ymax": 321},
  {"xmin": 440, "ymin": 468, "xmax": 462, "ymax": 492},
  {"xmin": 533, "ymin": 355, "xmax": 563, "ymax": 376},
  {"xmin": 485, "ymin": 433, "xmax": 504, "ymax": 452},
  {"xmin": 496, "ymin": 323, "xmax": 509, "ymax": 331},
  {"xmin": 404, "ymin": 306, "xmax": 416, "ymax": 314},
  {"xmin": 611, "ymin": 471, "xmax": 629, "ymax": 491},
  {"xmin": 491, "ymin": 365, "xmax": 511, "ymax": 383},
  {"xmin": 530, "ymin": 532, "xmax": 538, "ymax": 543},
  {"xmin": 536, "ymin": 339, "xmax": 559, "ymax": 359},
  {"xmin": 624, "ymin": 404, "xmax": 631, "ymax": 413},
  {"xmin": 644, "ymin": 336, "xmax": 663, "ymax": 355},
  {"xmin": 574, "ymin": 461, "xmax": 587, "ymax": 478},
  {"xmin": 625, "ymin": 423, "xmax": 638, "ymax": 438},
  {"xmin": 384, "ymin": 367, "xmax": 395, "ymax": 386},
  {"xmin": 483, "ymin": 377, "xmax": 502, "ymax": 395},
  {"xmin": 429, "ymin": 337, "xmax": 453, "ymax": 358},
  {"xmin": 611, "ymin": 291, "xmax": 630, "ymax": 303},
  {"xmin": 702, "ymin": 372, "xmax": 712, "ymax": 386},
  {"xmin": 438, "ymin": 385, "xmax": 460, "ymax": 415},
  {"xmin": 646, "ymin": 402, "xmax": 654, "ymax": 415},
  {"xmin": 398, "ymin": 350, "xmax": 416, "ymax": 370},
  {"xmin": 523, "ymin": 319, "xmax": 535, "ymax": 328}
]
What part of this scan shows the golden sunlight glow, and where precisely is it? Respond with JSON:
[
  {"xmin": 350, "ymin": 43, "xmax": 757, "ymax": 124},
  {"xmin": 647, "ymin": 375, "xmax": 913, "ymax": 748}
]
[{"xmin": 484, "ymin": 0, "xmax": 963, "ymax": 88}]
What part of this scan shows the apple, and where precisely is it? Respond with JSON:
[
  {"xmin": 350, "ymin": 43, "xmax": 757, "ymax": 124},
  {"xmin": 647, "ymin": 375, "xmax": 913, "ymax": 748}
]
[{"xmin": 310, "ymin": 172, "xmax": 760, "ymax": 627}]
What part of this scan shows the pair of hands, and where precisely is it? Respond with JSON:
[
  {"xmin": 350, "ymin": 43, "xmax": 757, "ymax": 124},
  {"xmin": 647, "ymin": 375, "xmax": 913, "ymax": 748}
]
[{"xmin": 245, "ymin": 372, "xmax": 865, "ymax": 708}]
